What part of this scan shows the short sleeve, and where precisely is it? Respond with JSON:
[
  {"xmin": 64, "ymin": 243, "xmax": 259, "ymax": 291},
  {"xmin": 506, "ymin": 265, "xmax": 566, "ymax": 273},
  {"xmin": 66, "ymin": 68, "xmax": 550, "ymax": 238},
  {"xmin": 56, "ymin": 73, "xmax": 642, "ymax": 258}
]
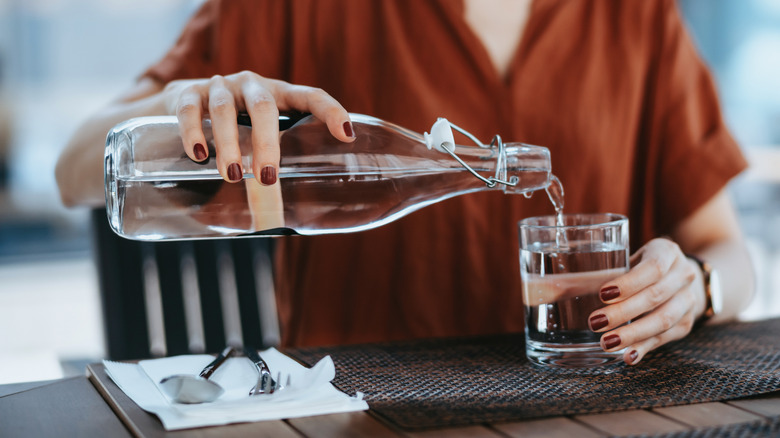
[
  {"xmin": 141, "ymin": 0, "xmax": 219, "ymax": 83},
  {"xmin": 140, "ymin": 0, "xmax": 291, "ymax": 84},
  {"xmin": 643, "ymin": 0, "xmax": 748, "ymax": 235}
]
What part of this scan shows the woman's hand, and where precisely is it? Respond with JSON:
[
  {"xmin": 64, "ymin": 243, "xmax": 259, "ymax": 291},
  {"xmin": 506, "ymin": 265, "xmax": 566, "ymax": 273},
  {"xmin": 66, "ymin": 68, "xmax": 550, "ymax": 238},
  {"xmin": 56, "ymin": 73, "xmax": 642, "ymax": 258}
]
[
  {"xmin": 162, "ymin": 71, "xmax": 355, "ymax": 184},
  {"xmin": 587, "ymin": 238, "xmax": 708, "ymax": 365}
]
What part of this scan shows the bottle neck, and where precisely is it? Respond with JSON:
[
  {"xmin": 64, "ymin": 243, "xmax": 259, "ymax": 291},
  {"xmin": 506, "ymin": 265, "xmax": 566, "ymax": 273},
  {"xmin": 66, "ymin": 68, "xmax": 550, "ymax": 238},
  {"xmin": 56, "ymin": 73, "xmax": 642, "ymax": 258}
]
[
  {"xmin": 443, "ymin": 142, "xmax": 551, "ymax": 195},
  {"xmin": 425, "ymin": 118, "xmax": 551, "ymax": 195}
]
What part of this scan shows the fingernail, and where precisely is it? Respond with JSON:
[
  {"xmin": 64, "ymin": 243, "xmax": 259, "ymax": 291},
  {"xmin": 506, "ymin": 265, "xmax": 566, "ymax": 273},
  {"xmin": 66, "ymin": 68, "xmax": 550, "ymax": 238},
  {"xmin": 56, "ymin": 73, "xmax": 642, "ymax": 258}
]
[
  {"xmin": 604, "ymin": 334, "xmax": 621, "ymax": 350},
  {"xmin": 343, "ymin": 121, "xmax": 355, "ymax": 138},
  {"xmin": 193, "ymin": 143, "xmax": 207, "ymax": 161},
  {"xmin": 628, "ymin": 350, "xmax": 639, "ymax": 364},
  {"xmin": 600, "ymin": 286, "xmax": 620, "ymax": 301},
  {"xmin": 227, "ymin": 162, "xmax": 242, "ymax": 182},
  {"xmin": 589, "ymin": 314, "xmax": 609, "ymax": 331},
  {"xmin": 260, "ymin": 165, "xmax": 277, "ymax": 185}
]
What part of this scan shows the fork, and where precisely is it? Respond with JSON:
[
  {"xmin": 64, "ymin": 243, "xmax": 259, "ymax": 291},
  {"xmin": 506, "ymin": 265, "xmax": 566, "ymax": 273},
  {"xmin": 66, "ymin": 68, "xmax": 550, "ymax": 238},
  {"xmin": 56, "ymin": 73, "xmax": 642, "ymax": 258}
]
[{"xmin": 244, "ymin": 347, "xmax": 286, "ymax": 395}]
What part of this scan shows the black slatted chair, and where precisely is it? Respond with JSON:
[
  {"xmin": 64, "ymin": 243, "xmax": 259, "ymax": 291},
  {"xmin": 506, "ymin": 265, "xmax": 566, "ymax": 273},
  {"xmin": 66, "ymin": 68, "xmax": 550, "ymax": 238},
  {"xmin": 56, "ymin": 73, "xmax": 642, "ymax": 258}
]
[{"xmin": 90, "ymin": 208, "xmax": 280, "ymax": 360}]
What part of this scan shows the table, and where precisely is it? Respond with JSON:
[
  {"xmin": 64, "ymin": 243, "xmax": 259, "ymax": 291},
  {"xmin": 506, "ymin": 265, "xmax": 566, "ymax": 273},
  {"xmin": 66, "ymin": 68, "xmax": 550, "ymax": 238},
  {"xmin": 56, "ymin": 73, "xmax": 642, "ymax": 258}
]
[{"xmin": 1, "ymin": 362, "xmax": 780, "ymax": 437}]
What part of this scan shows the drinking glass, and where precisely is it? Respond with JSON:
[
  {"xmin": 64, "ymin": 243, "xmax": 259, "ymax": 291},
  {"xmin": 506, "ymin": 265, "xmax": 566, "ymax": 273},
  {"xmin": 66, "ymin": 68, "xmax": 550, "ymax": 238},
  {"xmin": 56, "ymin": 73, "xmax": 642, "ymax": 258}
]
[{"xmin": 519, "ymin": 213, "xmax": 629, "ymax": 367}]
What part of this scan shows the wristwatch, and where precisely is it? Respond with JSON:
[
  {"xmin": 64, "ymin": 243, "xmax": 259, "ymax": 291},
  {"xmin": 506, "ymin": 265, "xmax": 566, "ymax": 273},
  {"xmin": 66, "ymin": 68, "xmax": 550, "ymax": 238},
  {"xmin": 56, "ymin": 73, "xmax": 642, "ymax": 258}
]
[{"xmin": 688, "ymin": 255, "xmax": 723, "ymax": 324}]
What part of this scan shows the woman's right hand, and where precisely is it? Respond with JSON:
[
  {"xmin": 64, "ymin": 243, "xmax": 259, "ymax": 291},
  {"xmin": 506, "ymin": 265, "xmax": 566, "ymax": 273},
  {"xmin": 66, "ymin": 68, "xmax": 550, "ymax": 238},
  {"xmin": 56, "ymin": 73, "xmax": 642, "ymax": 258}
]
[{"xmin": 162, "ymin": 71, "xmax": 355, "ymax": 185}]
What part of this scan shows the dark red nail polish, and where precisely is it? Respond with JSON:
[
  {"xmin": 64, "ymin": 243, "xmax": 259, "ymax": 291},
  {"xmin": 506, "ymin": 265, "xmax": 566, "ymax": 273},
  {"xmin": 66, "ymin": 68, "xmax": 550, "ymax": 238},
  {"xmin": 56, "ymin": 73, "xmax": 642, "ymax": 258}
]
[
  {"xmin": 589, "ymin": 314, "xmax": 609, "ymax": 331},
  {"xmin": 604, "ymin": 334, "xmax": 621, "ymax": 350},
  {"xmin": 193, "ymin": 143, "xmax": 207, "ymax": 161},
  {"xmin": 260, "ymin": 165, "xmax": 277, "ymax": 185},
  {"xmin": 343, "ymin": 121, "xmax": 355, "ymax": 138},
  {"xmin": 227, "ymin": 162, "xmax": 242, "ymax": 182},
  {"xmin": 628, "ymin": 350, "xmax": 639, "ymax": 364},
  {"xmin": 600, "ymin": 286, "xmax": 620, "ymax": 301}
]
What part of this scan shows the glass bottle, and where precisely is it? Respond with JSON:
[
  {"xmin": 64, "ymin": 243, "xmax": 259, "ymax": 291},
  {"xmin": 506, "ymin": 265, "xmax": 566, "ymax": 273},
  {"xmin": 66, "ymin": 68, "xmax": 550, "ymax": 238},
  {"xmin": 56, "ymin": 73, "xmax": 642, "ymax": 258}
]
[{"xmin": 105, "ymin": 113, "xmax": 552, "ymax": 241}]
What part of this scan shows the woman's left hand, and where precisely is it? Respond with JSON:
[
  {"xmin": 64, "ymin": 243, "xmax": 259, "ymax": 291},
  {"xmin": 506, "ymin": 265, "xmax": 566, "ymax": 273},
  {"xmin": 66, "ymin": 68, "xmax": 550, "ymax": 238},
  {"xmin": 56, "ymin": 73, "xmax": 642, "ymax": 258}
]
[{"xmin": 587, "ymin": 238, "xmax": 708, "ymax": 365}]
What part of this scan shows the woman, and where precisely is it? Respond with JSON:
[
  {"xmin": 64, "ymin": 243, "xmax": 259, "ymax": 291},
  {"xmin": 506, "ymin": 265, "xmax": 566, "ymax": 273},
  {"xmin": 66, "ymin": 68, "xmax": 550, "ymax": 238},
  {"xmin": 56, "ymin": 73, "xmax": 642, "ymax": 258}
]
[{"xmin": 56, "ymin": 0, "xmax": 754, "ymax": 364}]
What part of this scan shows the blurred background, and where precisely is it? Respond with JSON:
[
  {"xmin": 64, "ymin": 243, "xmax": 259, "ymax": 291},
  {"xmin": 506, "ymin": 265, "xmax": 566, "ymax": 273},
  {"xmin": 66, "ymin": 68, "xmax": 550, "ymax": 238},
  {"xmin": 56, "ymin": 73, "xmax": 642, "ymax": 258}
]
[{"xmin": 0, "ymin": 0, "xmax": 778, "ymax": 384}]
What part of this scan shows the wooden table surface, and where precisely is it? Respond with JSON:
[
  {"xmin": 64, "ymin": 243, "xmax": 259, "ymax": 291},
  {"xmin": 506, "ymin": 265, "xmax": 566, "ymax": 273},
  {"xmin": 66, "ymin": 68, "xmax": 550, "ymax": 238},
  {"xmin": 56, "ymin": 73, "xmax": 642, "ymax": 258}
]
[{"xmin": 1, "ymin": 370, "xmax": 780, "ymax": 437}]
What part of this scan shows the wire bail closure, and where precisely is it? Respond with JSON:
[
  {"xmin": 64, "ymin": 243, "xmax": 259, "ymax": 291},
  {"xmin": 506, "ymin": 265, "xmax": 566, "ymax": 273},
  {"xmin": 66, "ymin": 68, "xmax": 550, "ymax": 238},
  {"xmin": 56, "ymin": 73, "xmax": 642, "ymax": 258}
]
[{"xmin": 441, "ymin": 121, "xmax": 520, "ymax": 188}]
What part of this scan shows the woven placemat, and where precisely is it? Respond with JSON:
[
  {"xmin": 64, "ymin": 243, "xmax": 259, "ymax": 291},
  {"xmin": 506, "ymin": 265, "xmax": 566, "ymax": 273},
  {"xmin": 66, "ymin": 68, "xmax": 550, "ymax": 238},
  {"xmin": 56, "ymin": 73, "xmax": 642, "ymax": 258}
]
[{"xmin": 287, "ymin": 318, "xmax": 780, "ymax": 431}]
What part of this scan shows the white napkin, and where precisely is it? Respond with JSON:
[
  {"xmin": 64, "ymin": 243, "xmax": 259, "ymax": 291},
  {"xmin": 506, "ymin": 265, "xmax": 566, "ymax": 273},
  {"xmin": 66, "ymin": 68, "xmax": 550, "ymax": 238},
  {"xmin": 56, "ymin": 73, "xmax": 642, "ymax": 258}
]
[{"xmin": 103, "ymin": 348, "xmax": 368, "ymax": 430}]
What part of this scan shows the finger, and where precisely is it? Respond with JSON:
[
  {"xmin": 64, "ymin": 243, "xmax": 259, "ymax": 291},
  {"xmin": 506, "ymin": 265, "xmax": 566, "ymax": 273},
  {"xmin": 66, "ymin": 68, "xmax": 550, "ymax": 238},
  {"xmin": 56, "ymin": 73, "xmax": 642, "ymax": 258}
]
[
  {"xmin": 207, "ymin": 76, "xmax": 243, "ymax": 182},
  {"xmin": 274, "ymin": 82, "xmax": 355, "ymax": 142},
  {"xmin": 598, "ymin": 248, "xmax": 676, "ymax": 304},
  {"xmin": 241, "ymin": 80, "xmax": 280, "ymax": 186},
  {"xmin": 622, "ymin": 310, "xmax": 696, "ymax": 365},
  {"xmin": 590, "ymin": 255, "xmax": 695, "ymax": 330},
  {"xmin": 176, "ymin": 87, "xmax": 209, "ymax": 162},
  {"xmin": 597, "ymin": 289, "xmax": 694, "ymax": 353}
]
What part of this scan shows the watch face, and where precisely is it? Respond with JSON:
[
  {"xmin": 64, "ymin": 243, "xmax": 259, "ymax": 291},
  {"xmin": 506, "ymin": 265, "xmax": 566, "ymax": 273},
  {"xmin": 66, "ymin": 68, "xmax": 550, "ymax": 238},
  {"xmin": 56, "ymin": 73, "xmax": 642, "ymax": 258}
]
[{"xmin": 710, "ymin": 268, "xmax": 723, "ymax": 316}]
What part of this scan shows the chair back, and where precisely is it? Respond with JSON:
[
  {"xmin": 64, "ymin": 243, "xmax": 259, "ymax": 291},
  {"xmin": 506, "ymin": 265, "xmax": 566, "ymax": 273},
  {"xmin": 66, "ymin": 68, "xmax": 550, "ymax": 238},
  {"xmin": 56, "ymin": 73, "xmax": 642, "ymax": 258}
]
[{"xmin": 90, "ymin": 209, "xmax": 280, "ymax": 360}]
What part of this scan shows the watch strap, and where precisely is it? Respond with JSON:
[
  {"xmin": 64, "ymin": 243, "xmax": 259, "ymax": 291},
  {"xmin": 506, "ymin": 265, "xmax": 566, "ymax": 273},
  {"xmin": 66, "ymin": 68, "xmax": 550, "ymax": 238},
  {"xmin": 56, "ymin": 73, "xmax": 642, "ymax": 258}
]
[{"xmin": 687, "ymin": 254, "xmax": 717, "ymax": 326}]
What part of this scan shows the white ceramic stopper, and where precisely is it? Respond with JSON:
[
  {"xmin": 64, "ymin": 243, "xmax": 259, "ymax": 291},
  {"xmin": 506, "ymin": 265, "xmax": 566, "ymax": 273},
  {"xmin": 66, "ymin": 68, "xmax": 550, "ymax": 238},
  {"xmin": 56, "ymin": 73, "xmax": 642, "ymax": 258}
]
[{"xmin": 424, "ymin": 118, "xmax": 456, "ymax": 153}]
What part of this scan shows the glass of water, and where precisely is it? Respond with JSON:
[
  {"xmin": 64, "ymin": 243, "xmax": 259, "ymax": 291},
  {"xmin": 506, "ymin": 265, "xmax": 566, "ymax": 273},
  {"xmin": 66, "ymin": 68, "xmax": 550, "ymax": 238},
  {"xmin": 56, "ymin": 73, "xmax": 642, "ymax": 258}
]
[{"xmin": 519, "ymin": 213, "xmax": 629, "ymax": 367}]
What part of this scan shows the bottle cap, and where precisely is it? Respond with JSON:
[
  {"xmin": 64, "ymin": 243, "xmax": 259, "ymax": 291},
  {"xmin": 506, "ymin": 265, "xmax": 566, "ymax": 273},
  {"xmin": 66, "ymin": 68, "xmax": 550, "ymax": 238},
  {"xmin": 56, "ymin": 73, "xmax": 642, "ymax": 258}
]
[{"xmin": 424, "ymin": 118, "xmax": 456, "ymax": 153}]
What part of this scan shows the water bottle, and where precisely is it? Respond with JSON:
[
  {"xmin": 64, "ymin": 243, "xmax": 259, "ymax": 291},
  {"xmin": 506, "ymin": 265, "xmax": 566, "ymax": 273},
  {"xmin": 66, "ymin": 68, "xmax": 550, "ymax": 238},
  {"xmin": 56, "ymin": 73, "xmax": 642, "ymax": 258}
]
[{"xmin": 104, "ymin": 113, "xmax": 552, "ymax": 241}]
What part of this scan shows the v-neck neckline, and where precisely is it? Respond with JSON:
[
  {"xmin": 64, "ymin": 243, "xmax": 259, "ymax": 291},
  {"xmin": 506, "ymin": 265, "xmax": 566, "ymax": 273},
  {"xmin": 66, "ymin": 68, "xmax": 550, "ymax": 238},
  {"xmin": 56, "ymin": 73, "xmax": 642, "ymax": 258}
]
[{"xmin": 441, "ymin": 0, "xmax": 546, "ymax": 88}]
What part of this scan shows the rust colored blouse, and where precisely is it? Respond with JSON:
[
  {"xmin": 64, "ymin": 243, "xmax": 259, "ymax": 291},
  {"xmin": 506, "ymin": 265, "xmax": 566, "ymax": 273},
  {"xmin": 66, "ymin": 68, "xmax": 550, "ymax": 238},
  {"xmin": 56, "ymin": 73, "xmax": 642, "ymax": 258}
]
[{"xmin": 144, "ymin": 0, "xmax": 747, "ymax": 347}]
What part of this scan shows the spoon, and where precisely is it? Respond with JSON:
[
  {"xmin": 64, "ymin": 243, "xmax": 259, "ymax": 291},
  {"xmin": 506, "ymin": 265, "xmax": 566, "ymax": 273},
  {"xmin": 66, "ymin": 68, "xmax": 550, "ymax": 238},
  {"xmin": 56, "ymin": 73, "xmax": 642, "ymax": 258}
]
[{"xmin": 159, "ymin": 346, "xmax": 234, "ymax": 404}]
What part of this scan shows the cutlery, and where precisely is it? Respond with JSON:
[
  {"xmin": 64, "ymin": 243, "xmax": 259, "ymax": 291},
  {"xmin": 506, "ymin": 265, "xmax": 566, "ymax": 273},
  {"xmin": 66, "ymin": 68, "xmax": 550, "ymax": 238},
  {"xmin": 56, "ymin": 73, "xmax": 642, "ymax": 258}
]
[
  {"xmin": 159, "ymin": 346, "xmax": 234, "ymax": 404},
  {"xmin": 244, "ymin": 347, "xmax": 283, "ymax": 395}
]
